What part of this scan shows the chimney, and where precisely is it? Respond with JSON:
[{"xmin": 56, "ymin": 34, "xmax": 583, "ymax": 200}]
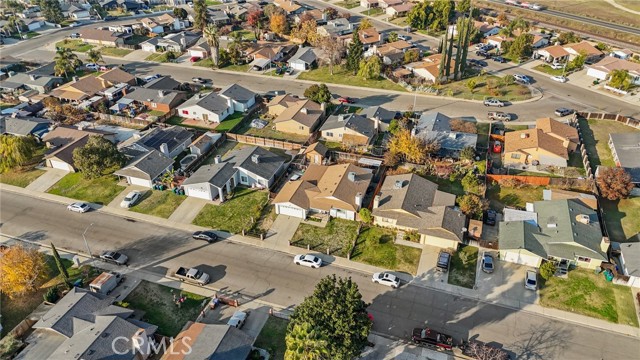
[
  {"xmin": 160, "ymin": 143, "xmax": 169, "ymax": 155},
  {"xmin": 251, "ymin": 154, "xmax": 260, "ymax": 163},
  {"xmin": 320, "ymin": 102, "xmax": 326, "ymax": 111},
  {"xmin": 348, "ymin": 171, "xmax": 356, "ymax": 182},
  {"xmin": 29, "ymin": 74, "xmax": 38, "ymax": 81},
  {"xmin": 338, "ymin": 114, "xmax": 345, "ymax": 122},
  {"xmin": 600, "ymin": 236, "xmax": 610, "ymax": 253},
  {"xmin": 520, "ymin": 133, "xmax": 528, "ymax": 139},
  {"xmin": 394, "ymin": 180, "xmax": 403, "ymax": 189},
  {"xmin": 301, "ymin": 107, "xmax": 308, "ymax": 114},
  {"xmin": 214, "ymin": 155, "xmax": 221, "ymax": 164},
  {"xmin": 373, "ymin": 194, "xmax": 381, "ymax": 209},
  {"xmin": 355, "ymin": 192, "xmax": 363, "ymax": 209},
  {"xmin": 374, "ymin": 117, "xmax": 379, "ymax": 130},
  {"xmin": 448, "ymin": 133, "xmax": 457, "ymax": 139},
  {"xmin": 158, "ymin": 90, "xmax": 165, "ymax": 97}
]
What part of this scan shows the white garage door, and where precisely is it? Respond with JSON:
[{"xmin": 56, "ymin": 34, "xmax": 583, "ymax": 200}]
[
  {"xmin": 49, "ymin": 159, "xmax": 72, "ymax": 171},
  {"xmin": 185, "ymin": 186, "xmax": 213, "ymax": 200},
  {"xmin": 502, "ymin": 251, "xmax": 540, "ymax": 267},
  {"xmin": 277, "ymin": 204, "xmax": 305, "ymax": 218},
  {"xmin": 130, "ymin": 177, "xmax": 151, "ymax": 188}
]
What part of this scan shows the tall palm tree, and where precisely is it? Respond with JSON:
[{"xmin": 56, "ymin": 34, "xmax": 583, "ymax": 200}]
[
  {"xmin": 203, "ymin": 24, "xmax": 220, "ymax": 68},
  {"xmin": 54, "ymin": 48, "xmax": 82, "ymax": 78},
  {"xmin": 284, "ymin": 323, "xmax": 329, "ymax": 360},
  {"xmin": 87, "ymin": 49, "xmax": 104, "ymax": 64}
]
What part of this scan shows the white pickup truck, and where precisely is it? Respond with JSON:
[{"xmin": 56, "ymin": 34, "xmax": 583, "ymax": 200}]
[{"xmin": 174, "ymin": 267, "xmax": 210, "ymax": 286}]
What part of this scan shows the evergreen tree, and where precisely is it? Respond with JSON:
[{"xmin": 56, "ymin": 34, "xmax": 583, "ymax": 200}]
[
  {"xmin": 346, "ymin": 31, "xmax": 363, "ymax": 74},
  {"xmin": 51, "ymin": 243, "xmax": 70, "ymax": 287}
]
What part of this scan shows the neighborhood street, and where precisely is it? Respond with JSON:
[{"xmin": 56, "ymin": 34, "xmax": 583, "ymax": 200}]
[{"xmin": 2, "ymin": 190, "xmax": 639, "ymax": 359}]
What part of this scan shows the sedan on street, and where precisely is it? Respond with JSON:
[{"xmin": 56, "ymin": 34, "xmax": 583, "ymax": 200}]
[
  {"xmin": 551, "ymin": 75, "xmax": 568, "ymax": 83},
  {"xmin": 192, "ymin": 231, "xmax": 218, "ymax": 243},
  {"xmin": 481, "ymin": 252, "xmax": 494, "ymax": 273},
  {"xmin": 192, "ymin": 77, "xmax": 206, "ymax": 83},
  {"xmin": 99, "ymin": 251, "xmax": 129, "ymax": 265},
  {"xmin": 372, "ymin": 272, "xmax": 400, "ymax": 288},
  {"xmin": 554, "ymin": 107, "xmax": 574, "ymax": 117},
  {"xmin": 120, "ymin": 191, "xmax": 142, "ymax": 208},
  {"xmin": 493, "ymin": 56, "xmax": 507, "ymax": 63},
  {"xmin": 294, "ymin": 254, "xmax": 323, "ymax": 268},
  {"xmin": 67, "ymin": 202, "xmax": 91, "ymax": 213},
  {"xmin": 484, "ymin": 99, "xmax": 505, "ymax": 107},
  {"xmin": 338, "ymin": 97, "xmax": 355, "ymax": 104}
]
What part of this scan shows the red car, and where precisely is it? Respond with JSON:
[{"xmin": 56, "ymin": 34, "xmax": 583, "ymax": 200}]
[
  {"xmin": 338, "ymin": 97, "xmax": 355, "ymax": 104},
  {"xmin": 189, "ymin": 56, "xmax": 202, "ymax": 63},
  {"xmin": 492, "ymin": 141, "xmax": 502, "ymax": 153}
]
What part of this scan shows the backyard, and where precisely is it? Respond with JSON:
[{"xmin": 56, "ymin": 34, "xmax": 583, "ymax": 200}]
[
  {"xmin": 192, "ymin": 188, "xmax": 269, "ymax": 234},
  {"xmin": 229, "ymin": 29, "xmax": 256, "ymax": 41},
  {"xmin": 436, "ymin": 75, "xmax": 532, "ymax": 101},
  {"xmin": 123, "ymin": 281, "xmax": 209, "ymax": 337},
  {"xmin": 233, "ymin": 115, "xmax": 310, "ymax": 143},
  {"xmin": 351, "ymin": 226, "xmax": 421, "ymax": 274},
  {"xmin": 487, "ymin": 183, "xmax": 544, "ymax": 210},
  {"xmin": 422, "ymin": 174, "xmax": 465, "ymax": 196},
  {"xmin": 292, "ymin": 219, "xmax": 360, "ymax": 258},
  {"xmin": 600, "ymin": 197, "xmax": 640, "ymax": 242},
  {"xmin": 578, "ymin": 118, "xmax": 640, "ymax": 167},
  {"xmin": 476, "ymin": 122, "xmax": 490, "ymax": 149},
  {"xmin": 47, "ymin": 173, "xmax": 125, "ymax": 205},
  {"xmin": 447, "ymin": 245, "xmax": 479, "ymax": 288},
  {"xmin": 539, "ymin": 269, "xmax": 638, "ymax": 327},
  {"xmin": 298, "ymin": 65, "xmax": 406, "ymax": 92},
  {"xmin": 129, "ymin": 190, "xmax": 186, "ymax": 218},
  {"xmin": 253, "ymin": 316, "xmax": 289, "ymax": 360},
  {"xmin": 55, "ymin": 39, "xmax": 94, "ymax": 52}
]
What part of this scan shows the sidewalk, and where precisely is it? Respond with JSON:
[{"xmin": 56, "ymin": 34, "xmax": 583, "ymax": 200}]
[{"xmin": 2, "ymin": 182, "xmax": 640, "ymax": 338}]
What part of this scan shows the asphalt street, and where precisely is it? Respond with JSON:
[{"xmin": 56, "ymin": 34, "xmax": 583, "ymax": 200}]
[{"xmin": 2, "ymin": 191, "xmax": 639, "ymax": 359}]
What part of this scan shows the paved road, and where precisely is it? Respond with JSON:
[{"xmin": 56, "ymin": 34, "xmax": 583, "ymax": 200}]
[{"xmin": 2, "ymin": 191, "xmax": 639, "ymax": 359}]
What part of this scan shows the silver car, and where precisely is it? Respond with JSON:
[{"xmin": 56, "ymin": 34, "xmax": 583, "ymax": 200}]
[
  {"xmin": 294, "ymin": 254, "xmax": 322, "ymax": 269},
  {"xmin": 67, "ymin": 202, "xmax": 91, "ymax": 213},
  {"xmin": 483, "ymin": 99, "xmax": 504, "ymax": 107},
  {"xmin": 227, "ymin": 311, "xmax": 248, "ymax": 328},
  {"xmin": 99, "ymin": 251, "xmax": 129, "ymax": 265},
  {"xmin": 120, "ymin": 191, "xmax": 142, "ymax": 208},
  {"xmin": 525, "ymin": 270, "xmax": 538, "ymax": 290},
  {"xmin": 372, "ymin": 272, "xmax": 400, "ymax": 288}
]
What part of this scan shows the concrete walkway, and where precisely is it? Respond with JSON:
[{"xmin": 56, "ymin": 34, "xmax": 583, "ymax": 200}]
[
  {"xmin": 168, "ymin": 196, "xmax": 211, "ymax": 223},
  {"xmin": 24, "ymin": 168, "xmax": 67, "ymax": 192},
  {"xmin": 265, "ymin": 215, "xmax": 302, "ymax": 248}
]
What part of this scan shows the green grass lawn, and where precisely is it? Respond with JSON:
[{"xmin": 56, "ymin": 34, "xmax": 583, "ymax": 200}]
[
  {"xmin": 55, "ymin": 39, "xmax": 94, "ymax": 52},
  {"xmin": 193, "ymin": 58, "xmax": 214, "ymax": 68},
  {"xmin": 361, "ymin": 7, "xmax": 384, "ymax": 16},
  {"xmin": 422, "ymin": 175, "xmax": 465, "ymax": 196},
  {"xmin": 100, "ymin": 47, "xmax": 133, "ymax": 57},
  {"xmin": 476, "ymin": 122, "xmax": 490, "ymax": 148},
  {"xmin": 124, "ymin": 34, "xmax": 149, "ymax": 45},
  {"xmin": 233, "ymin": 117, "xmax": 310, "ymax": 143},
  {"xmin": 298, "ymin": 65, "xmax": 406, "ymax": 92},
  {"xmin": 437, "ymin": 75, "xmax": 532, "ymax": 101},
  {"xmin": 600, "ymin": 197, "xmax": 640, "ymax": 242},
  {"xmin": 533, "ymin": 64, "xmax": 566, "ymax": 76},
  {"xmin": 335, "ymin": 0, "xmax": 360, "ymax": 8},
  {"xmin": 193, "ymin": 188, "xmax": 268, "ymax": 234},
  {"xmin": 0, "ymin": 168, "xmax": 45, "ymax": 188},
  {"xmin": 540, "ymin": 269, "xmax": 638, "ymax": 327},
  {"xmin": 487, "ymin": 183, "xmax": 544, "ymax": 211},
  {"xmin": 206, "ymin": 0, "xmax": 222, "ymax": 4},
  {"xmin": 292, "ymin": 219, "xmax": 360, "ymax": 258},
  {"xmin": 229, "ymin": 29, "xmax": 256, "ymax": 41},
  {"xmin": 254, "ymin": 316, "xmax": 289, "ymax": 360},
  {"xmin": 145, "ymin": 52, "xmax": 178, "ymax": 63},
  {"xmin": 352, "ymin": 226, "xmax": 421, "ymax": 274},
  {"xmin": 215, "ymin": 112, "xmax": 246, "ymax": 132},
  {"xmin": 47, "ymin": 173, "xmax": 125, "ymax": 205},
  {"xmin": 319, "ymin": 140, "xmax": 343, "ymax": 150},
  {"xmin": 129, "ymin": 190, "xmax": 186, "ymax": 218},
  {"xmin": 578, "ymin": 118, "xmax": 640, "ymax": 167},
  {"xmin": 123, "ymin": 281, "xmax": 209, "ymax": 337},
  {"xmin": 223, "ymin": 63, "xmax": 250, "ymax": 72},
  {"xmin": 448, "ymin": 245, "xmax": 478, "ymax": 288}
]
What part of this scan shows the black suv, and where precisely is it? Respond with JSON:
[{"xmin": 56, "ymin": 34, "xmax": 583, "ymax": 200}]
[{"xmin": 436, "ymin": 251, "xmax": 451, "ymax": 272}]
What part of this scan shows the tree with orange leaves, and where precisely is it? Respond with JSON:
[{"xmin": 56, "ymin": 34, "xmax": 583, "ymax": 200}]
[{"xmin": 0, "ymin": 245, "xmax": 48, "ymax": 299}]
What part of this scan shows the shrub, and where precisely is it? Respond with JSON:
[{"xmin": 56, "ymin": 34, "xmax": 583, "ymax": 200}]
[
  {"xmin": 0, "ymin": 335, "xmax": 23, "ymax": 360},
  {"xmin": 539, "ymin": 261, "xmax": 556, "ymax": 280},
  {"xmin": 43, "ymin": 287, "xmax": 59, "ymax": 303},
  {"xmin": 358, "ymin": 208, "xmax": 372, "ymax": 223},
  {"xmin": 115, "ymin": 301, "xmax": 130, "ymax": 308}
]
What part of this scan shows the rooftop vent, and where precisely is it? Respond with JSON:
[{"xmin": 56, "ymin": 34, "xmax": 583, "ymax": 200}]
[
  {"xmin": 394, "ymin": 180, "xmax": 403, "ymax": 189},
  {"xmin": 348, "ymin": 171, "xmax": 356, "ymax": 182},
  {"xmin": 251, "ymin": 154, "xmax": 260, "ymax": 163},
  {"xmin": 301, "ymin": 107, "xmax": 308, "ymax": 114},
  {"xmin": 520, "ymin": 133, "xmax": 529, "ymax": 139},
  {"xmin": 575, "ymin": 214, "xmax": 590, "ymax": 224},
  {"xmin": 547, "ymin": 223, "xmax": 557, "ymax": 228}
]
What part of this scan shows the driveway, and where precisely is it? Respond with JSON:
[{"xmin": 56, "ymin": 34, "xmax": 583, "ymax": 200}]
[
  {"xmin": 106, "ymin": 185, "xmax": 149, "ymax": 209},
  {"xmin": 265, "ymin": 215, "xmax": 301, "ymax": 249},
  {"xmin": 123, "ymin": 49, "xmax": 152, "ymax": 61},
  {"xmin": 167, "ymin": 196, "xmax": 210, "ymax": 223},
  {"xmin": 475, "ymin": 256, "xmax": 539, "ymax": 308},
  {"xmin": 25, "ymin": 168, "xmax": 67, "ymax": 192}
]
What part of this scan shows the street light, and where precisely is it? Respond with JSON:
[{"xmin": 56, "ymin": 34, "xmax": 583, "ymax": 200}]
[{"xmin": 82, "ymin": 223, "xmax": 94, "ymax": 258}]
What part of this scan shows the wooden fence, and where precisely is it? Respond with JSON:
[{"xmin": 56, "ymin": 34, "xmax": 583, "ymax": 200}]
[
  {"xmin": 575, "ymin": 112, "xmax": 640, "ymax": 129},
  {"xmin": 486, "ymin": 174, "xmax": 551, "ymax": 185},
  {"xmin": 92, "ymin": 109, "xmax": 175, "ymax": 127},
  {"xmin": 226, "ymin": 133, "xmax": 303, "ymax": 150}
]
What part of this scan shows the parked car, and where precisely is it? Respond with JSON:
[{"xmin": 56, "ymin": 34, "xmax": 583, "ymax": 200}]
[
  {"xmin": 337, "ymin": 97, "xmax": 355, "ymax": 104},
  {"xmin": 189, "ymin": 56, "xmax": 201, "ymax": 63},
  {"xmin": 293, "ymin": 254, "xmax": 322, "ymax": 268},
  {"xmin": 487, "ymin": 111, "xmax": 512, "ymax": 121},
  {"xmin": 529, "ymin": 3, "xmax": 543, "ymax": 10},
  {"xmin": 192, "ymin": 77, "xmax": 206, "ymax": 83},
  {"xmin": 525, "ymin": 270, "xmax": 538, "ymax": 290},
  {"xmin": 85, "ymin": 63, "xmax": 99, "ymax": 70},
  {"xmin": 227, "ymin": 311, "xmax": 248, "ymax": 328},
  {"xmin": 484, "ymin": 99, "xmax": 505, "ymax": 107},
  {"xmin": 67, "ymin": 202, "xmax": 91, "ymax": 213},
  {"xmin": 285, "ymin": 68, "xmax": 294, "ymax": 75},
  {"xmin": 476, "ymin": 50, "xmax": 491, "ymax": 58},
  {"xmin": 174, "ymin": 266, "xmax": 210, "ymax": 285},
  {"xmin": 514, "ymin": 74, "xmax": 531, "ymax": 84},
  {"xmin": 493, "ymin": 56, "xmax": 507, "ymax": 63},
  {"xmin": 70, "ymin": 33, "xmax": 81, "ymax": 39},
  {"xmin": 481, "ymin": 252, "xmax": 494, "ymax": 273},
  {"xmin": 192, "ymin": 230, "xmax": 218, "ymax": 243},
  {"xmin": 398, "ymin": 34, "xmax": 410, "ymax": 41},
  {"xmin": 104, "ymin": 15, "xmax": 117, "ymax": 21},
  {"xmin": 484, "ymin": 209, "xmax": 497, "ymax": 226},
  {"xmin": 120, "ymin": 191, "xmax": 142, "ymax": 208},
  {"xmin": 99, "ymin": 251, "xmax": 129, "ymax": 265},
  {"xmin": 89, "ymin": 271, "xmax": 124, "ymax": 295},
  {"xmin": 436, "ymin": 250, "xmax": 451, "ymax": 272},
  {"xmin": 550, "ymin": 63, "xmax": 564, "ymax": 70},
  {"xmin": 143, "ymin": 74, "xmax": 161, "ymax": 82},
  {"xmin": 372, "ymin": 272, "xmax": 400, "ymax": 288},
  {"xmin": 551, "ymin": 75, "xmax": 568, "ymax": 83},
  {"xmin": 554, "ymin": 107, "xmax": 574, "ymax": 117},
  {"xmin": 475, "ymin": 43, "xmax": 486, "ymax": 50}
]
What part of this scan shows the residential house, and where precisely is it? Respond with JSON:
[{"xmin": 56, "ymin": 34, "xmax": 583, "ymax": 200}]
[
  {"xmin": 503, "ymin": 118, "xmax": 579, "ymax": 168},
  {"xmin": 411, "ymin": 112, "xmax": 478, "ymax": 159},
  {"xmin": 294, "ymin": 9, "xmax": 327, "ymax": 25},
  {"xmin": 608, "ymin": 133, "xmax": 640, "ymax": 184},
  {"xmin": 535, "ymin": 44, "xmax": 570, "ymax": 63},
  {"xmin": 531, "ymin": 33, "xmax": 550, "ymax": 48},
  {"xmin": 182, "ymin": 146, "xmax": 286, "ymax": 200},
  {"xmin": 100, "ymin": 0, "xmax": 142, "ymax": 11},
  {"xmin": 0, "ymin": 116, "xmax": 51, "ymax": 138},
  {"xmin": 611, "ymin": 241, "xmax": 640, "ymax": 287},
  {"xmin": 273, "ymin": 163, "xmax": 372, "ymax": 220},
  {"xmin": 473, "ymin": 20, "xmax": 500, "ymax": 37},
  {"xmin": 564, "ymin": 40, "xmax": 603, "ymax": 63},
  {"xmin": 486, "ymin": 35, "xmax": 514, "ymax": 51},
  {"xmin": 386, "ymin": 3, "xmax": 414, "ymax": 17},
  {"xmin": 586, "ymin": 56, "xmax": 640, "ymax": 85},
  {"xmin": 270, "ymin": 95, "xmax": 325, "ymax": 136},
  {"xmin": 23, "ymin": 18, "xmax": 44, "ymax": 31},
  {"xmin": 303, "ymin": 141, "xmax": 329, "ymax": 165},
  {"xmin": 42, "ymin": 125, "xmax": 116, "ymax": 171},
  {"xmin": 288, "ymin": 47, "xmax": 318, "ymax": 71},
  {"xmin": 360, "ymin": 0, "xmax": 379, "ymax": 8},
  {"xmin": 320, "ymin": 113, "xmax": 378, "ymax": 147},
  {"xmin": 79, "ymin": 28, "xmax": 129, "ymax": 47},
  {"xmin": 61, "ymin": 3, "xmax": 91, "ymax": 19},
  {"xmin": 160, "ymin": 322, "xmax": 253, "ymax": 360},
  {"xmin": 50, "ymin": 68, "xmax": 135, "ymax": 102},
  {"xmin": 219, "ymin": 83, "xmax": 257, "ymax": 112},
  {"xmin": 404, "ymin": 54, "xmax": 455, "ymax": 83},
  {"xmin": 140, "ymin": 32, "xmax": 200, "ymax": 53},
  {"xmin": 379, "ymin": 0, "xmax": 403, "ymax": 8},
  {"xmin": 15, "ymin": 288, "xmax": 157, "ymax": 360},
  {"xmin": 499, "ymin": 199, "xmax": 609, "ymax": 269},
  {"xmin": 247, "ymin": 44, "xmax": 296, "ymax": 70},
  {"xmin": 226, "ymin": 3, "xmax": 257, "ymax": 20},
  {"xmin": 0, "ymin": 72, "xmax": 64, "ymax": 94},
  {"xmin": 274, "ymin": 0, "xmax": 305, "ymax": 15},
  {"xmin": 120, "ymin": 87, "xmax": 187, "ymax": 113},
  {"xmin": 359, "ymin": 27, "xmax": 383, "ymax": 48},
  {"xmin": 119, "ymin": 125, "xmax": 193, "ymax": 159},
  {"xmin": 114, "ymin": 149, "xmax": 174, "ymax": 187},
  {"xmin": 138, "ymin": 13, "xmax": 186, "ymax": 34},
  {"xmin": 205, "ymin": 8, "xmax": 231, "ymax": 25},
  {"xmin": 317, "ymin": 18, "xmax": 354, "ymax": 36},
  {"xmin": 369, "ymin": 40, "xmax": 413, "ymax": 65},
  {"xmin": 609, "ymin": 49, "xmax": 633, "ymax": 60},
  {"xmin": 372, "ymin": 173, "xmax": 467, "ymax": 248},
  {"xmin": 188, "ymin": 39, "xmax": 211, "ymax": 59},
  {"xmin": 178, "ymin": 84, "xmax": 256, "ymax": 123},
  {"xmin": 359, "ymin": 106, "xmax": 396, "ymax": 132}
]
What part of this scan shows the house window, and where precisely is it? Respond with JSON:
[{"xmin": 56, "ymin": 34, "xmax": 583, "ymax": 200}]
[
  {"xmin": 339, "ymin": 133, "xmax": 343, "ymax": 138},
  {"xmin": 511, "ymin": 153, "xmax": 521, "ymax": 159},
  {"xmin": 240, "ymin": 175, "xmax": 248, "ymax": 183},
  {"xmin": 151, "ymin": 102, "xmax": 158, "ymax": 108},
  {"xmin": 299, "ymin": 126, "xmax": 304, "ymax": 130},
  {"xmin": 577, "ymin": 256, "xmax": 591, "ymax": 263},
  {"xmin": 326, "ymin": 132, "xmax": 333, "ymax": 137}
]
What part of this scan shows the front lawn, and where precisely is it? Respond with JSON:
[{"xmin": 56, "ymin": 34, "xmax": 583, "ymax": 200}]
[
  {"xmin": 335, "ymin": 0, "xmax": 359, "ymax": 9},
  {"xmin": 129, "ymin": 191, "xmax": 186, "ymax": 218},
  {"xmin": 206, "ymin": 0, "xmax": 222, "ymax": 4},
  {"xmin": 487, "ymin": 183, "xmax": 544, "ymax": 210},
  {"xmin": 352, "ymin": 226, "xmax": 421, "ymax": 274},
  {"xmin": 47, "ymin": 173, "xmax": 125, "ymax": 205},
  {"xmin": 192, "ymin": 188, "xmax": 269, "ymax": 234},
  {"xmin": 292, "ymin": 219, "xmax": 360, "ymax": 258},
  {"xmin": 361, "ymin": 7, "xmax": 384, "ymax": 16},
  {"xmin": 298, "ymin": 65, "xmax": 406, "ymax": 92},
  {"xmin": 600, "ymin": 197, "xmax": 640, "ymax": 242},
  {"xmin": 0, "ymin": 168, "xmax": 45, "ymax": 188},
  {"xmin": 533, "ymin": 64, "xmax": 566, "ymax": 76},
  {"xmin": 100, "ymin": 47, "xmax": 133, "ymax": 57},
  {"xmin": 437, "ymin": 75, "xmax": 532, "ymax": 101},
  {"xmin": 223, "ymin": 63, "xmax": 250, "ymax": 72},
  {"xmin": 55, "ymin": 39, "xmax": 94, "ymax": 52},
  {"xmin": 215, "ymin": 112, "xmax": 246, "ymax": 132},
  {"xmin": 578, "ymin": 118, "xmax": 640, "ymax": 167},
  {"xmin": 233, "ymin": 116, "xmax": 310, "ymax": 143},
  {"xmin": 540, "ymin": 269, "xmax": 638, "ymax": 327},
  {"xmin": 123, "ymin": 281, "xmax": 209, "ymax": 337},
  {"xmin": 447, "ymin": 245, "xmax": 478, "ymax": 289},
  {"xmin": 145, "ymin": 52, "xmax": 179, "ymax": 63},
  {"xmin": 254, "ymin": 316, "xmax": 289, "ymax": 360}
]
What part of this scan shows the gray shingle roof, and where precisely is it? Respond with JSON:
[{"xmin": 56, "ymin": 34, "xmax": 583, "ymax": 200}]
[
  {"xmin": 182, "ymin": 162, "xmax": 237, "ymax": 188},
  {"xmin": 3, "ymin": 116, "xmax": 50, "ymax": 136},
  {"xmin": 609, "ymin": 133, "xmax": 640, "ymax": 183},
  {"xmin": 179, "ymin": 92, "xmax": 230, "ymax": 115},
  {"xmin": 219, "ymin": 84, "xmax": 257, "ymax": 103},
  {"xmin": 412, "ymin": 112, "xmax": 477, "ymax": 155},
  {"xmin": 143, "ymin": 76, "xmax": 182, "ymax": 90},
  {"xmin": 359, "ymin": 106, "xmax": 395, "ymax": 124},
  {"xmin": 122, "ymin": 86, "xmax": 185, "ymax": 107},
  {"xmin": 0, "ymin": 73, "xmax": 63, "ymax": 89},
  {"xmin": 288, "ymin": 47, "xmax": 317, "ymax": 65},
  {"xmin": 114, "ymin": 149, "xmax": 174, "ymax": 180},
  {"xmin": 225, "ymin": 145, "xmax": 285, "ymax": 180},
  {"xmin": 320, "ymin": 113, "xmax": 376, "ymax": 138}
]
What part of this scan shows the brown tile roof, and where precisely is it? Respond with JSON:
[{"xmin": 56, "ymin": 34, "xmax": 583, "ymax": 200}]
[
  {"xmin": 536, "ymin": 117, "xmax": 578, "ymax": 142},
  {"xmin": 42, "ymin": 125, "xmax": 113, "ymax": 148},
  {"xmin": 504, "ymin": 128, "xmax": 568, "ymax": 158},
  {"xmin": 474, "ymin": 20, "xmax": 497, "ymax": 33},
  {"xmin": 274, "ymin": 0, "xmax": 302, "ymax": 13},
  {"xmin": 389, "ymin": 3, "xmax": 414, "ymax": 12},
  {"xmin": 267, "ymin": 94, "xmax": 300, "ymax": 109},
  {"xmin": 303, "ymin": 142, "xmax": 328, "ymax": 157},
  {"xmin": 50, "ymin": 76, "xmax": 111, "ymax": 101},
  {"xmin": 589, "ymin": 56, "xmax": 640, "ymax": 75},
  {"xmin": 487, "ymin": 35, "xmax": 514, "ymax": 44},
  {"xmin": 359, "ymin": 27, "xmax": 381, "ymax": 44},
  {"xmin": 97, "ymin": 68, "xmax": 135, "ymax": 84},
  {"xmin": 377, "ymin": 40, "xmax": 412, "ymax": 55},
  {"xmin": 273, "ymin": 98, "xmax": 323, "ymax": 128},
  {"xmin": 541, "ymin": 44, "xmax": 570, "ymax": 58},
  {"xmin": 564, "ymin": 41, "xmax": 603, "ymax": 56}
]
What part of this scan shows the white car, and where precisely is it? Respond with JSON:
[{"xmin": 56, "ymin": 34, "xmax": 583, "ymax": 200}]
[
  {"xmin": 529, "ymin": 3, "xmax": 543, "ymax": 10},
  {"xmin": 227, "ymin": 311, "xmax": 248, "ymax": 328},
  {"xmin": 514, "ymin": 74, "xmax": 531, "ymax": 84},
  {"xmin": 85, "ymin": 63, "xmax": 99, "ymax": 70},
  {"xmin": 67, "ymin": 202, "xmax": 91, "ymax": 213},
  {"xmin": 294, "ymin": 254, "xmax": 322, "ymax": 268},
  {"xmin": 120, "ymin": 191, "xmax": 142, "ymax": 208},
  {"xmin": 143, "ymin": 74, "xmax": 161, "ymax": 82},
  {"xmin": 483, "ymin": 99, "xmax": 505, "ymax": 107},
  {"xmin": 372, "ymin": 272, "xmax": 400, "ymax": 288},
  {"xmin": 525, "ymin": 270, "xmax": 538, "ymax": 290},
  {"xmin": 551, "ymin": 75, "xmax": 568, "ymax": 83},
  {"xmin": 550, "ymin": 63, "xmax": 564, "ymax": 70}
]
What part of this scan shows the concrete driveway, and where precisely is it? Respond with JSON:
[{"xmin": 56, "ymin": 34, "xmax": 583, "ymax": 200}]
[
  {"xmin": 25, "ymin": 168, "xmax": 67, "ymax": 192},
  {"xmin": 265, "ymin": 215, "xmax": 301, "ymax": 248},
  {"xmin": 168, "ymin": 196, "xmax": 210, "ymax": 223},
  {"xmin": 475, "ymin": 254, "xmax": 539, "ymax": 308},
  {"xmin": 106, "ymin": 185, "xmax": 149, "ymax": 208}
]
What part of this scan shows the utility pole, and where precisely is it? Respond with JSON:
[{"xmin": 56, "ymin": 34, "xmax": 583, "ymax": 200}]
[{"xmin": 82, "ymin": 223, "xmax": 94, "ymax": 258}]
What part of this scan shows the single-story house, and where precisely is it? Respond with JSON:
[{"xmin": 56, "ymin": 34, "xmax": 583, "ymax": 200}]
[
  {"xmin": 372, "ymin": 173, "xmax": 467, "ymax": 248},
  {"xmin": 160, "ymin": 322, "xmax": 253, "ymax": 360},
  {"xmin": 486, "ymin": 35, "xmax": 514, "ymax": 50},
  {"xmin": 379, "ymin": 0, "xmax": 403, "ymax": 9},
  {"xmin": 114, "ymin": 149, "xmax": 174, "ymax": 187},
  {"xmin": 273, "ymin": 163, "xmax": 372, "ymax": 220},
  {"xmin": 79, "ymin": 28, "xmax": 129, "ymax": 47},
  {"xmin": 359, "ymin": 106, "xmax": 396, "ymax": 132},
  {"xmin": 564, "ymin": 41, "xmax": 603, "ymax": 63},
  {"xmin": 386, "ymin": 2, "xmax": 414, "ymax": 17},
  {"xmin": 586, "ymin": 56, "xmax": 640, "ymax": 85},
  {"xmin": 50, "ymin": 68, "xmax": 135, "ymax": 102},
  {"xmin": 140, "ymin": 32, "xmax": 199, "ymax": 53},
  {"xmin": 320, "ymin": 113, "xmax": 378, "ymax": 148},
  {"xmin": 294, "ymin": 9, "xmax": 327, "ymax": 25},
  {"xmin": 0, "ymin": 116, "xmax": 51, "ymax": 138},
  {"xmin": 609, "ymin": 133, "xmax": 640, "ymax": 184},
  {"xmin": 504, "ymin": 117, "xmax": 578, "ymax": 168},
  {"xmin": 369, "ymin": 40, "xmax": 413, "ymax": 65},
  {"xmin": 178, "ymin": 92, "xmax": 234, "ymax": 123},
  {"xmin": 534, "ymin": 44, "xmax": 570, "ymax": 63},
  {"xmin": 531, "ymin": 33, "xmax": 550, "ymax": 49},
  {"xmin": 188, "ymin": 39, "xmax": 210, "ymax": 59},
  {"xmin": 288, "ymin": 47, "xmax": 318, "ymax": 71},
  {"xmin": 317, "ymin": 18, "xmax": 353, "ymax": 36},
  {"xmin": 270, "ymin": 95, "xmax": 324, "ymax": 136},
  {"xmin": 404, "ymin": 54, "xmax": 455, "ymax": 83},
  {"xmin": 359, "ymin": 27, "xmax": 383, "ymax": 47},
  {"xmin": 411, "ymin": 112, "xmax": 478, "ymax": 159},
  {"xmin": 138, "ymin": 13, "xmax": 186, "ymax": 34},
  {"xmin": 361, "ymin": 0, "xmax": 379, "ymax": 8},
  {"xmin": 120, "ymin": 87, "xmax": 187, "ymax": 113},
  {"xmin": 42, "ymin": 126, "xmax": 116, "ymax": 171},
  {"xmin": 24, "ymin": 18, "xmax": 44, "ymax": 31},
  {"xmin": 204, "ymin": 8, "xmax": 231, "ymax": 25},
  {"xmin": 499, "ymin": 199, "xmax": 609, "ymax": 269},
  {"xmin": 0, "ymin": 72, "xmax": 64, "ymax": 94},
  {"xmin": 473, "ymin": 20, "xmax": 500, "ymax": 37},
  {"xmin": 120, "ymin": 125, "xmax": 193, "ymax": 159},
  {"xmin": 219, "ymin": 83, "xmax": 257, "ymax": 112},
  {"xmin": 274, "ymin": 0, "xmax": 305, "ymax": 14}
]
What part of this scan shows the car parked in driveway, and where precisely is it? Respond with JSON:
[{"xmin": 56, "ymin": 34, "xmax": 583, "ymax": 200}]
[
  {"xmin": 436, "ymin": 250, "xmax": 451, "ymax": 272},
  {"xmin": 294, "ymin": 254, "xmax": 322, "ymax": 268},
  {"xmin": 525, "ymin": 270, "xmax": 538, "ymax": 290},
  {"xmin": 481, "ymin": 252, "xmax": 494, "ymax": 273},
  {"xmin": 67, "ymin": 202, "xmax": 91, "ymax": 213},
  {"xmin": 192, "ymin": 231, "xmax": 218, "ymax": 243},
  {"xmin": 189, "ymin": 56, "xmax": 201, "ymax": 63},
  {"xmin": 484, "ymin": 99, "xmax": 505, "ymax": 107},
  {"xmin": 554, "ymin": 107, "xmax": 574, "ymax": 117},
  {"xmin": 120, "ymin": 191, "xmax": 142, "ymax": 208},
  {"xmin": 227, "ymin": 310, "xmax": 248, "ymax": 328},
  {"xmin": 483, "ymin": 209, "xmax": 497, "ymax": 225},
  {"xmin": 99, "ymin": 251, "xmax": 129, "ymax": 265},
  {"xmin": 372, "ymin": 272, "xmax": 400, "ymax": 288}
]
